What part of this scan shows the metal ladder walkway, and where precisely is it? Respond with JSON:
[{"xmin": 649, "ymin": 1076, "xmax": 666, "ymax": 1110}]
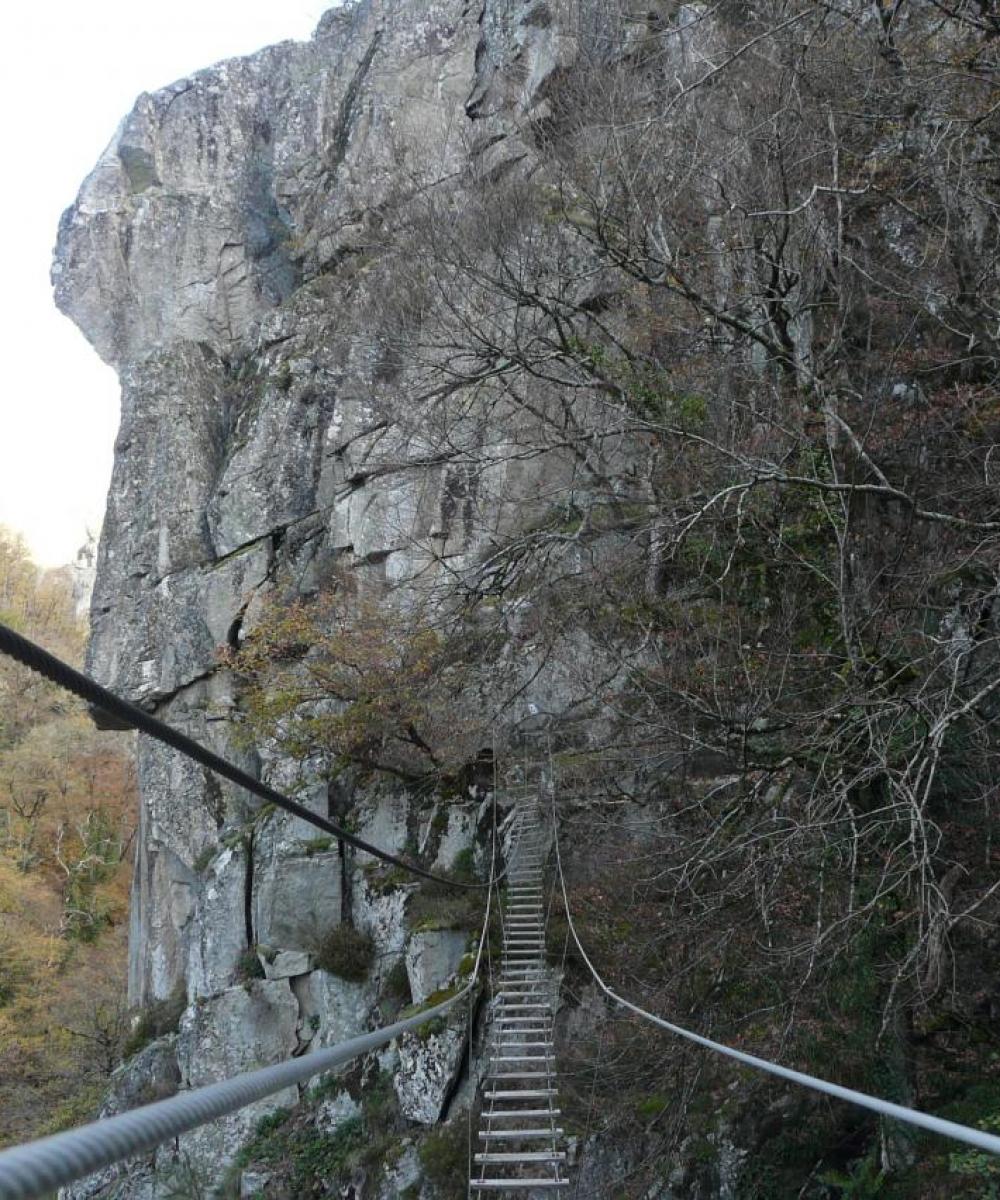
[{"xmin": 472, "ymin": 802, "xmax": 569, "ymax": 1193}]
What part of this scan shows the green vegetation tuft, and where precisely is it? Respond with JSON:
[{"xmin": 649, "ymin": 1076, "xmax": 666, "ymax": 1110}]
[
  {"xmin": 418, "ymin": 1122, "xmax": 467, "ymax": 1200},
  {"xmin": 298, "ymin": 836, "xmax": 335, "ymax": 857},
  {"xmin": 235, "ymin": 949, "xmax": 265, "ymax": 983},
  {"xmin": 381, "ymin": 956, "xmax": 412, "ymax": 1010},
  {"xmin": 314, "ymin": 924, "xmax": 376, "ymax": 982},
  {"xmin": 123, "ymin": 982, "xmax": 187, "ymax": 1059}
]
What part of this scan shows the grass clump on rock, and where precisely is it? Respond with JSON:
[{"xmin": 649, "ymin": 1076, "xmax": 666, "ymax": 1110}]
[
  {"xmin": 418, "ymin": 1121, "xmax": 467, "ymax": 1200},
  {"xmin": 406, "ymin": 869, "xmax": 479, "ymax": 933},
  {"xmin": 232, "ymin": 1108, "xmax": 367, "ymax": 1194},
  {"xmin": 314, "ymin": 924, "xmax": 375, "ymax": 982},
  {"xmin": 123, "ymin": 982, "xmax": 187, "ymax": 1059}
]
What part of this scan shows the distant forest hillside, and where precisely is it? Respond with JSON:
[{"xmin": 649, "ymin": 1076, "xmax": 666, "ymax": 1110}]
[{"xmin": 0, "ymin": 527, "xmax": 135, "ymax": 1146}]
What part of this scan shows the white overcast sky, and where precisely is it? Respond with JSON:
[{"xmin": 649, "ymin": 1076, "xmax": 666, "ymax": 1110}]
[{"xmin": 0, "ymin": 1, "xmax": 337, "ymax": 566}]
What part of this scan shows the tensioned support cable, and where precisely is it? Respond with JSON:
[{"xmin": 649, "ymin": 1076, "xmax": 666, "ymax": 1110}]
[
  {"xmin": 0, "ymin": 790, "xmax": 499, "ymax": 1200},
  {"xmin": 0, "ymin": 622, "xmax": 490, "ymax": 889},
  {"xmin": 0, "ymin": 992, "xmax": 461, "ymax": 1200},
  {"xmin": 550, "ymin": 797, "xmax": 1000, "ymax": 1159}
]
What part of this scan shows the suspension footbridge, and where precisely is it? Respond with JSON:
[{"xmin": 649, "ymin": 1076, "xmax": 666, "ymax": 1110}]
[
  {"xmin": 474, "ymin": 797, "xmax": 567, "ymax": 1191},
  {"xmin": 1, "ymin": 622, "xmax": 999, "ymax": 1200}
]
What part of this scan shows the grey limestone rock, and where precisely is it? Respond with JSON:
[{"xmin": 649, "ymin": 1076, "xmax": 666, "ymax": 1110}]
[
  {"xmin": 393, "ymin": 1018, "xmax": 468, "ymax": 1125},
  {"xmin": 186, "ymin": 844, "xmax": 249, "ymax": 999},
  {"xmin": 405, "ymin": 929, "xmax": 469, "ymax": 1005},
  {"xmin": 313, "ymin": 1089, "xmax": 362, "ymax": 1132},
  {"xmin": 433, "ymin": 805, "xmax": 478, "ymax": 871},
  {"xmin": 58, "ymin": 1039, "xmax": 180, "ymax": 1200},
  {"xmin": 173, "ymin": 982, "xmax": 300, "ymax": 1176},
  {"xmin": 291, "ymin": 968, "xmax": 375, "ymax": 1048},
  {"xmin": 238, "ymin": 1170, "xmax": 271, "ymax": 1198},
  {"xmin": 354, "ymin": 791, "xmax": 409, "ymax": 865},
  {"xmin": 379, "ymin": 1142, "xmax": 421, "ymax": 1198},
  {"xmin": 253, "ymin": 850, "xmax": 343, "ymax": 952},
  {"xmin": 259, "ymin": 947, "xmax": 312, "ymax": 979},
  {"xmin": 354, "ymin": 871, "xmax": 410, "ymax": 982}
]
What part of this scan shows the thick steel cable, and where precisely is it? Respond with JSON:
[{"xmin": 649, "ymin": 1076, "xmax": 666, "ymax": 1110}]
[
  {"xmin": 0, "ymin": 809, "xmax": 498, "ymax": 1200},
  {"xmin": 549, "ymin": 794, "xmax": 1000, "ymax": 1160},
  {"xmin": 0, "ymin": 622, "xmax": 492, "ymax": 889}
]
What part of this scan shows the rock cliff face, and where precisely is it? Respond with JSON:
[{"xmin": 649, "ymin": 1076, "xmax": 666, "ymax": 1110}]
[
  {"xmin": 55, "ymin": 1, "xmax": 1000, "ymax": 1195},
  {"xmin": 55, "ymin": 2, "xmax": 621, "ymax": 1195}
]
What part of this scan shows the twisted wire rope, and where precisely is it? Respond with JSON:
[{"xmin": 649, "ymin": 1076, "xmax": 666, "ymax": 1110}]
[
  {"xmin": 0, "ymin": 844, "xmax": 497, "ymax": 1200},
  {"xmin": 549, "ymin": 790, "xmax": 1000, "ymax": 1159},
  {"xmin": 0, "ymin": 623, "xmax": 506, "ymax": 1198},
  {"xmin": 0, "ymin": 622, "xmax": 497, "ymax": 890}
]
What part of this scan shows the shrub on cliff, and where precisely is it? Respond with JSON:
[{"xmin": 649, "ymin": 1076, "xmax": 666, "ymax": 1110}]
[
  {"xmin": 313, "ymin": 924, "xmax": 375, "ymax": 982},
  {"xmin": 225, "ymin": 586, "xmax": 492, "ymax": 790}
]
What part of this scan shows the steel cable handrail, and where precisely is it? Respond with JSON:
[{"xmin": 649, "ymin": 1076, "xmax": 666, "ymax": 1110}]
[
  {"xmin": 550, "ymin": 795, "xmax": 1000, "ymax": 1159},
  {"xmin": 0, "ymin": 622, "xmax": 495, "ymax": 889},
  {"xmin": 0, "ymin": 802, "xmax": 499, "ymax": 1200}
]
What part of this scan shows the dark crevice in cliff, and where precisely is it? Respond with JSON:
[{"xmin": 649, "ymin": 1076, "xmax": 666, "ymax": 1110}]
[
  {"xmin": 103, "ymin": 666, "xmax": 218, "ymax": 729},
  {"xmin": 203, "ymin": 771, "xmax": 226, "ymax": 830},
  {"xmin": 243, "ymin": 830, "xmax": 256, "ymax": 948},
  {"xmin": 145, "ymin": 667, "xmax": 217, "ymax": 710},
  {"xmin": 326, "ymin": 30, "xmax": 382, "ymax": 179},
  {"xmin": 439, "ymin": 989, "xmax": 486, "ymax": 1124},
  {"xmin": 329, "ymin": 779, "xmax": 355, "ymax": 926},
  {"xmin": 339, "ymin": 839, "xmax": 353, "ymax": 926},
  {"xmin": 466, "ymin": 3, "xmax": 489, "ymax": 119},
  {"xmin": 226, "ymin": 606, "xmax": 248, "ymax": 651}
]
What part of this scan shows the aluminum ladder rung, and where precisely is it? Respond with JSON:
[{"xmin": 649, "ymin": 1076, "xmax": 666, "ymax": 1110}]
[
  {"xmin": 475, "ymin": 1152, "xmax": 567, "ymax": 1164},
  {"xmin": 484, "ymin": 1109, "xmax": 562, "ymax": 1119},
  {"xmin": 484, "ymin": 1088, "xmax": 559, "ymax": 1099},
  {"xmin": 484, "ymin": 1080, "xmax": 554, "ymax": 1089},
  {"xmin": 470, "ymin": 1179, "xmax": 569, "ymax": 1190},
  {"xmin": 472, "ymin": 1152, "xmax": 566, "ymax": 1161},
  {"xmin": 479, "ymin": 1128, "xmax": 564, "ymax": 1140}
]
